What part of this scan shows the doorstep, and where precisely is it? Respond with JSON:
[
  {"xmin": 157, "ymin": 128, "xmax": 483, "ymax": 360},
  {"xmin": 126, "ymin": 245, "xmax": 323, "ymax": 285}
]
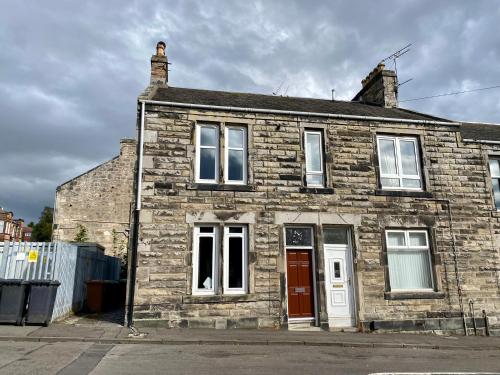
[{"xmin": 287, "ymin": 319, "xmax": 321, "ymax": 331}]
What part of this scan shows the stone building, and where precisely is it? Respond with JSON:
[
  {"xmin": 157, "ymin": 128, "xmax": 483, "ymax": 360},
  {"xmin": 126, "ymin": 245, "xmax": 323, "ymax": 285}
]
[
  {"xmin": 53, "ymin": 139, "xmax": 136, "ymax": 258},
  {"xmin": 123, "ymin": 42, "xmax": 500, "ymax": 335}
]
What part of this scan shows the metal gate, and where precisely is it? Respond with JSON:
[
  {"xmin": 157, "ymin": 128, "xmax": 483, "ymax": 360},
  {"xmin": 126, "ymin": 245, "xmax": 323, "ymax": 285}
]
[{"xmin": 0, "ymin": 241, "xmax": 120, "ymax": 321}]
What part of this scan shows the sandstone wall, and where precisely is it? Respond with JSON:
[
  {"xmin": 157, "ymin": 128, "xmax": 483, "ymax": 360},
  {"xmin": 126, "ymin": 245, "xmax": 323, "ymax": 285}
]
[
  {"xmin": 53, "ymin": 139, "xmax": 136, "ymax": 258},
  {"xmin": 133, "ymin": 105, "xmax": 500, "ymax": 332}
]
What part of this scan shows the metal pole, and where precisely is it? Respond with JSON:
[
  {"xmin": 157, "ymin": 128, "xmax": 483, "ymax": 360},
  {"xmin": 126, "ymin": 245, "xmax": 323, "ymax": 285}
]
[
  {"xmin": 483, "ymin": 310, "xmax": 490, "ymax": 336},
  {"xmin": 469, "ymin": 299, "xmax": 477, "ymax": 336}
]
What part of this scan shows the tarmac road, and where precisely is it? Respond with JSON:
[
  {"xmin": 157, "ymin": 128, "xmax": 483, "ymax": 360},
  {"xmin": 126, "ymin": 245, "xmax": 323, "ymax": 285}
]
[{"xmin": 0, "ymin": 341, "xmax": 498, "ymax": 375}]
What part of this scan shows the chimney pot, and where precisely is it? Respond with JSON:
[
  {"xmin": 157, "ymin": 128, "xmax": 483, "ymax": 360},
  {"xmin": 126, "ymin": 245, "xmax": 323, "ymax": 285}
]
[
  {"xmin": 156, "ymin": 41, "xmax": 166, "ymax": 56},
  {"xmin": 150, "ymin": 40, "xmax": 168, "ymax": 85}
]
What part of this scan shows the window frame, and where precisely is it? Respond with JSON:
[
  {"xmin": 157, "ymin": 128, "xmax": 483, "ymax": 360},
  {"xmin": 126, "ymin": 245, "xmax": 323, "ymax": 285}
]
[
  {"xmin": 223, "ymin": 225, "xmax": 248, "ymax": 295},
  {"xmin": 304, "ymin": 130, "xmax": 325, "ymax": 188},
  {"xmin": 385, "ymin": 229, "xmax": 434, "ymax": 292},
  {"xmin": 377, "ymin": 135, "xmax": 423, "ymax": 191},
  {"xmin": 488, "ymin": 158, "xmax": 500, "ymax": 210},
  {"xmin": 284, "ymin": 226, "xmax": 314, "ymax": 249},
  {"xmin": 323, "ymin": 226, "xmax": 350, "ymax": 247},
  {"xmin": 192, "ymin": 225, "xmax": 219, "ymax": 296},
  {"xmin": 224, "ymin": 126, "xmax": 247, "ymax": 185},
  {"xmin": 195, "ymin": 124, "xmax": 220, "ymax": 184}
]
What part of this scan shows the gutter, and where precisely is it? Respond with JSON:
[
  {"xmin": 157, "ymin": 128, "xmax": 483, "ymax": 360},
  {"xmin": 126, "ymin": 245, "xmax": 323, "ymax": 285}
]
[
  {"xmin": 126, "ymin": 101, "xmax": 145, "ymax": 328},
  {"xmin": 138, "ymin": 99, "xmax": 461, "ymax": 126}
]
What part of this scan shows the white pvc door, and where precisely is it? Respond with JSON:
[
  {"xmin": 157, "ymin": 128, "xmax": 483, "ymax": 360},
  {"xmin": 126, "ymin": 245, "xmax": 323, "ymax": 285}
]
[{"xmin": 323, "ymin": 227, "xmax": 356, "ymax": 327}]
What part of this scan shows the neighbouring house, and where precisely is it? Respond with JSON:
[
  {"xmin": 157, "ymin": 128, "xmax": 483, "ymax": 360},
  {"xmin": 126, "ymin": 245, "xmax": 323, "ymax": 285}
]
[
  {"xmin": 124, "ymin": 41, "xmax": 500, "ymax": 334},
  {"xmin": 22, "ymin": 226, "xmax": 32, "ymax": 242},
  {"xmin": 52, "ymin": 139, "xmax": 136, "ymax": 259},
  {"xmin": 0, "ymin": 208, "xmax": 26, "ymax": 242}
]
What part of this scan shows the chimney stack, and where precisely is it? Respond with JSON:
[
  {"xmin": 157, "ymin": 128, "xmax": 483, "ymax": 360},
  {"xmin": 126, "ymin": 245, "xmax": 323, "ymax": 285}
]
[
  {"xmin": 352, "ymin": 62, "xmax": 398, "ymax": 108},
  {"xmin": 150, "ymin": 41, "xmax": 168, "ymax": 85}
]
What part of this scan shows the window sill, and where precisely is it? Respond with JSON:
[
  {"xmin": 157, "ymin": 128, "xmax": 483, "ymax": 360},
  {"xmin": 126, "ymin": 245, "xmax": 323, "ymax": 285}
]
[
  {"xmin": 187, "ymin": 183, "xmax": 255, "ymax": 192},
  {"xmin": 183, "ymin": 294, "xmax": 256, "ymax": 304},
  {"xmin": 384, "ymin": 291, "xmax": 445, "ymax": 300},
  {"xmin": 299, "ymin": 187, "xmax": 334, "ymax": 194},
  {"xmin": 375, "ymin": 189, "xmax": 433, "ymax": 198}
]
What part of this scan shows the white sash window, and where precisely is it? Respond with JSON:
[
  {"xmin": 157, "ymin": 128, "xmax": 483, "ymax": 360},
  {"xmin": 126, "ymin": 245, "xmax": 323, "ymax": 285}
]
[
  {"xmin": 192, "ymin": 225, "xmax": 248, "ymax": 296},
  {"xmin": 489, "ymin": 159, "xmax": 500, "ymax": 209},
  {"xmin": 386, "ymin": 230, "xmax": 434, "ymax": 291},
  {"xmin": 377, "ymin": 135, "xmax": 422, "ymax": 190},
  {"xmin": 304, "ymin": 130, "xmax": 325, "ymax": 187},
  {"xmin": 223, "ymin": 226, "xmax": 248, "ymax": 294},
  {"xmin": 196, "ymin": 124, "xmax": 219, "ymax": 183},
  {"xmin": 224, "ymin": 127, "xmax": 247, "ymax": 184},
  {"xmin": 192, "ymin": 226, "xmax": 218, "ymax": 295}
]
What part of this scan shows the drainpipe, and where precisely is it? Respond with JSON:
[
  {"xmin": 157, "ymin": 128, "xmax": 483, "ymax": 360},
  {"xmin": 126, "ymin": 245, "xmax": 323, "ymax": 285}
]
[
  {"xmin": 51, "ymin": 190, "xmax": 58, "ymax": 241},
  {"xmin": 126, "ymin": 101, "xmax": 145, "ymax": 328},
  {"xmin": 417, "ymin": 197, "xmax": 468, "ymax": 335},
  {"xmin": 445, "ymin": 199, "xmax": 468, "ymax": 335}
]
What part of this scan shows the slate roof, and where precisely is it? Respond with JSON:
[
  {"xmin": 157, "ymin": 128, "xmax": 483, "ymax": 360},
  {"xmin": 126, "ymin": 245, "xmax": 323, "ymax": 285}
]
[
  {"xmin": 151, "ymin": 87, "xmax": 450, "ymax": 122},
  {"xmin": 460, "ymin": 122, "xmax": 500, "ymax": 142}
]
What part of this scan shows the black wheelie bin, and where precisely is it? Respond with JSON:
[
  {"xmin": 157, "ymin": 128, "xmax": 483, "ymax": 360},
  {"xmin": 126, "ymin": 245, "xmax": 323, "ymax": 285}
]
[
  {"xmin": 0, "ymin": 279, "xmax": 29, "ymax": 325},
  {"xmin": 25, "ymin": 280, "xmax": 60, "ymax": 326}
]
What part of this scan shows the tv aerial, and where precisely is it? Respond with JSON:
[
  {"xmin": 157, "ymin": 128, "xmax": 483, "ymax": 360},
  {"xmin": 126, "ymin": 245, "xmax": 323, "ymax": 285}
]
[{"xmin": 381, "ymin": 43, "xmax": 413, "ymax": 87}]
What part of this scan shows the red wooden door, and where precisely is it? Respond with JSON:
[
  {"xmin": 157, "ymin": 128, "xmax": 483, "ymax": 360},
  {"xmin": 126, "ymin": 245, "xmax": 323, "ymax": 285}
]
[{"xmin": 286, "ymin": 250, "xmax": 314, "ymax": 318}]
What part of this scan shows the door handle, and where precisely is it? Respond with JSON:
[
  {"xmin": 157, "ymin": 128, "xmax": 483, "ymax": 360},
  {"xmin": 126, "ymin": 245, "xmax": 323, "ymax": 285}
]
[{"xmin": 348, "ymin": 277, "xmax": 351, "ymax": 286}]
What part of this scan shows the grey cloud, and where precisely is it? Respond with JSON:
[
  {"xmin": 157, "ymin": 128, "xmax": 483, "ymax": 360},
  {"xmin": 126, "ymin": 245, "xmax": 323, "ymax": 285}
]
[{"xmin": 0, "ymin": 0, "xmax": 499, "ymax": 222}]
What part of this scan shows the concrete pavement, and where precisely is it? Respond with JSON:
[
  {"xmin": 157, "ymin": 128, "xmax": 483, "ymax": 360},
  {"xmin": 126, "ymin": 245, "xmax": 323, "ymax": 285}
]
[
  {"xmin": 0, "ymin": 313, "xmax": 499, "ymax": 374},
  {"xmin": 0, "ymin": 312, "xmax": 500, "ymax": 351}
]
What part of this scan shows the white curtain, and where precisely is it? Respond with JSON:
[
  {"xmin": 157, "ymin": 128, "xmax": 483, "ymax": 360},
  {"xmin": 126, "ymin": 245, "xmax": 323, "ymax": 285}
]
[
  {"xmin": 399, "ymin": 140, "xmax": 418, "ymax": 175},
  {"xmin": 388, "ymin": 249, "xmax": 433, "ymax": 290},
  {"xmin": 379, "ymin": 139, "xmax": 397, "ymax": 175}
]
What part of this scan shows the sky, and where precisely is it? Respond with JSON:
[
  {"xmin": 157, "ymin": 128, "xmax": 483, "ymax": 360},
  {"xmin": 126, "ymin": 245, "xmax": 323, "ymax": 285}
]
[{"xmin": 1, "ymin": 0, "xmax": 500, "ymax": 223}]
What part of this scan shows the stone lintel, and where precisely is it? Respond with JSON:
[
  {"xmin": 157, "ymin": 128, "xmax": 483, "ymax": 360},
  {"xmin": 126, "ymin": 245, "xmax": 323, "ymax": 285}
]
[
  {"xmin": 186, "ymin": 211, "xmax": 256, "ymax": 224},
  {"xmin": 274, "ymin": 212, "xmax": 362, "ymax": 226}
]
